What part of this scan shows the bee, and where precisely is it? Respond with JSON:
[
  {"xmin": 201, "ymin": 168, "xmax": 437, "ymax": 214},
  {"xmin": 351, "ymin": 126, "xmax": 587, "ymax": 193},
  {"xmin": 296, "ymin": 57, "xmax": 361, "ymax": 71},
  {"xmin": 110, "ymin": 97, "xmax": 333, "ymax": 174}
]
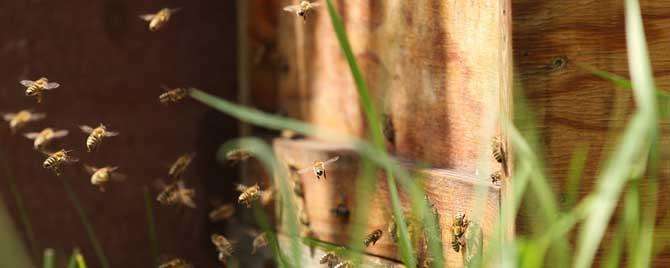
[
  {"xmin": 283, "ymin": 1, "xmax": 321, "ymax": 22},
  {"xmin": 19, "ymin": 77, "xmax": 60, "ymax": 103},
  {"xmin": 168, "ymin": 153, "xmax": 196, "ymax": 179},
  {"xmin": 84, "ymin": 165, "xmax": 126, "ymax": 192},
  {"xmin": 224, "ymin": 149, "xmax": 252, "ymax": 165},
  {"xmin": 237, "ymin": 184, "xmax": 261, "ymax": 208},
  {"xmin": 319, "ymin": 252, "xmax": 340, "ymax": 267},
  {"xmin": 42, "ymin": 149, "xmax": 79, "ymax": 175},
  {"xmin": 159, "ymin": 87, "xmax": 191, "ymax": 105},
  {"xmin": 491, "ymin": 136, "xmax": 505, "ymax": 163},
  {"xmin": 154, "ymin": 179, "xmax": 197, "ymax": 208},
  {"xmin": 490, "ymin": 170, "xmax": 502, "ymax": 185},
  {"xmin": 334, "ymin": 260, "xmax": 353, "ymax": 268},
  {"xmin": 79, "ymin": 124, "xmax": 119, "ymax": 152},
  {"xmin": 450, "ymin": 212, "xmax": 470, "ymax": 252},
  {"xmin": 251, "ymin": 232, "xmax": 268, "ymax": 255},
  {"xmin": 382, "ymin": 113, "xmax": 395, "ymax": 144},
  {"xmin": 388, "ymin": 216, "xmax": 398, "ymax": 243},
  {"xmin": 364, "ymin": 229, "xmax": 383, "ymax": 247},
  {"xmin": 297, "ymin": 156, "xmax": 340, "ymax": 180},
  {"xmin": 3, "ymin": 110, "xmax": 46, "ymax": 134},
  {"xmin": 139, "ymin": 7, "xmax": 181, "ymax": 31},
  {"xmin": 158, "ymin": 258, "xmax": 193, "ymax": 268},
  {"xmin": 211, "ymin": 233, "xmax": 235, "ymax": 263},
  {"xmin": 208, "ymin": 202, "xmax": 235, "ymax": 222},
  {"xmin": 23, "ymin": 127, "xmax": 68, "ymax": 150}
]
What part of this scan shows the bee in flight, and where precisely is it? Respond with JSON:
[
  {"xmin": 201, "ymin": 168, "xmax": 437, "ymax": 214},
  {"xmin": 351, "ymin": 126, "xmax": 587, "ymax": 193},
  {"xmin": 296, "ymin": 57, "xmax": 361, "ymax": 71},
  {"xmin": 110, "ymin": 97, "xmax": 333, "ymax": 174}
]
[
  {"xmin": 42, "ymin": 149, "xmax": 79, "ymax": 176},
  {"xmin": 450, "ymin": 212, "xmax": 470, "ymax": 252},
  {"xmin": 319, "ymin": 252, "xmax": 340, "ymax": 267},
  {"xmin": 158, "ymin": 258, "xmax": 193, "ymax": 268},
  {"xmin": 159, "ymin": 86, "xmax": 191, "ymax": 105},
  {"xmin": 250, "ymin": 231, "xmax": 268, "ymax": 255},
  {"xmin": 236, "ymin": 184, "xmax": 261, "ymax": 208},
  {"xmin": 154, "ymin": 179, "xmax": 197, "ymax": 208},
  {"xmin": 211, "ymin": 233, "xmax": 235, "ymax": 264},
  {"xmin": 364, "ymin": 229, "xmax": 383, "ymax": 247},
  {"xmin": 79, "ymin": 124, "xmax": 119, "ymax": 152},
  {"xmin": 19, "ymin": 77, "xmax": 60, "ymax": 103},
  {"xmin": 139, "ymin": 7, "xmax": 181, "ymax": 31},
  {"xmin": 491, "ymin": 136, "xmax": 505, "ymax": 163},
  {"xmin": 297, "ymin": 156, "xmax": 340, "ymax": 180},
  {"xmin": 224, "ymin": 148, "xmax": 252, "ymax": 166},
  {"xmin": 24, "ymin": 128, "xmax": 69, "ymax": 151},
  {"xmin": 169, "ymin": 153, "xmax": 195, "ymax": 179},
  {"xmin": 84, "ymin": 165, "xmax": 126, "ymax": 192},
  {"xmin": 208, "ymin": 202, "xmax": 235, "ymax": 222},
  {"xmin": 490, "ymin": 170, "xmax": 502, "ymax": 185},
  {"xmin": 283, "ymin": 1, "xmax": 321, "ymax": 22},
  {"xmin": 3, "ymin": 110, "xmax": 46, "ymax": 134}
]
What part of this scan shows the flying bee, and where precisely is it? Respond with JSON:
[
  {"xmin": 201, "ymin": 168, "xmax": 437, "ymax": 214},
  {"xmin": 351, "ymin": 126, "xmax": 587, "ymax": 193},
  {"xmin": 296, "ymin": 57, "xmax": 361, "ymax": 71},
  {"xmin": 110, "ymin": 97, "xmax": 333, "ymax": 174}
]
[
  {"xmin": 211, "ymin": 233, "xmax": 235, "ymax": 264},
  {"xmin": 154, "ymin": 179, "xmax": 197, "ymax": 208},
  {"xmin": 237, "ymin": 184, "xmax": 261, "ymax": 208},
  {"xmin": 319, "ymin": 252, "xmax": 340, "ymax": 267},
  {"xmin": 158, "ymin": 258, "xmax": 193, "ymax": 268},
  {"xmin": 491, "ymin": 136, "xmax": 505, "ymax": 163},
  {"xmin": 159, "ymin": 86, "xmax": 191, "ymax": 105},
  {"xmin": 208, "ymin": 202, "xmax": 235, "ymax": 222},
  {"xmin": 168, "ymin": 153, "xmax": 196, "ymax": 179},
  {"xmin": 19, "ymin": 77, "xmax": 60, "ymax": 103},
  {"xmin": 251, "ymin": 232, "xmax": 268, "ymax": 255},
  {"xmin": 3, "ymin": 110, "xmax": 46, "ymax": 134},
  {"xmin": 139, "ymin": 7, "xmax": 181, "ymax": 31},
  {"xmin": 42, "ymin": 149, "xmax": 79, "ymax": 175},
  {"xmin": 297, "ymin": 156, "xmax": 340, "ymax": 180},
  {"xmin": 84, "ymin": 165, "xmax": 126, "ymax": 192},
  {"xmin": 79, "ymin": 124, "xmax": 119, "ymax": 152},
  {"xmin": 490, "ymin": 170, "xmax": 502, "ymax": 185},
  {"xmin": 283, "ymin": 1, "xmax": 321, "ymax": 22},
  {"xmin": 224, "ymin": 148, "xmax": 252, "ymax": 165},
  {"xmin": 450, "ymin": 212, "xmax": 470, "ymax": 252},
  {"xmin": 23, "ymin": 127, "xmax": 68, "ymax": 150},
  {"xmin": 364, "ymin": 229, "xmax": 383, "ymax": 247}
]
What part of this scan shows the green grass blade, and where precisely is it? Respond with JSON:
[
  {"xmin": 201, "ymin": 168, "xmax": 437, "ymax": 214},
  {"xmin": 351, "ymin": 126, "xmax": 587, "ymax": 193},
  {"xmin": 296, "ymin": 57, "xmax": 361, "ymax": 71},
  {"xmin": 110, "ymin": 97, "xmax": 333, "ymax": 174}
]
[
  {"xmin": 0, "ymin": 193, "xmax": 34, "ymax": 268},
  {"xmin": 60, "ymin": 177, "xmax": 109, "ymax": 268},
  {"xmin": 43, "ymin": 248, "xmax": 55, "ymax": 268},
  {"xmin": 142, "ymin": 187, "xmax": 160, "ymax": 267},
  {"xmin": 67, "ymin": 250, "xmax": 77, "ymax": 268},
  {"xmin": 564, "ymin": 144, "xmax": 589, "ymax": 209},
  {"xmin": 0, "ymin": 147, "xmax": 37, "ymax": 258},
  {"xmin": 75, "ymin": 249, "xmax": 87, "ymax": 268}
]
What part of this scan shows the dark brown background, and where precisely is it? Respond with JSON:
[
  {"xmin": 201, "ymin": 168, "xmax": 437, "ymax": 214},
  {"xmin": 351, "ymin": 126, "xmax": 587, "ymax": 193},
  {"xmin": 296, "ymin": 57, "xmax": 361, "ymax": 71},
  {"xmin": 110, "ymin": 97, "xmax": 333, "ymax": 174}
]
[{"xmin": 0, "ymin": 1, "xmax": 245, "ymax": 267}]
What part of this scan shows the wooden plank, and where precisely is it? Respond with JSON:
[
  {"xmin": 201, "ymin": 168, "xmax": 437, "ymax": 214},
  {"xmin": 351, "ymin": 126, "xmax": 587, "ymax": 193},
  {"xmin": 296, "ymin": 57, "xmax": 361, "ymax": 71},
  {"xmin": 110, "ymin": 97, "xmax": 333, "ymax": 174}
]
[{"xmin": 273, "ymin": 138, "xmax": 501, "ymax": 267}]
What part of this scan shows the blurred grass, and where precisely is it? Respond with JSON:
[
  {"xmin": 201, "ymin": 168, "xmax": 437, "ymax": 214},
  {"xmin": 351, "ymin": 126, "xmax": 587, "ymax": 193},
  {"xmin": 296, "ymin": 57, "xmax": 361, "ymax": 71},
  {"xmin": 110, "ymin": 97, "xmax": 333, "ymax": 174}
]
[
  {"xmin": 43, "ymin": 248, "xmax": 54, "ymax": 268},
  {"xmin": 142, "ymin": 187, "xmax": 160, "ymax": 267}
]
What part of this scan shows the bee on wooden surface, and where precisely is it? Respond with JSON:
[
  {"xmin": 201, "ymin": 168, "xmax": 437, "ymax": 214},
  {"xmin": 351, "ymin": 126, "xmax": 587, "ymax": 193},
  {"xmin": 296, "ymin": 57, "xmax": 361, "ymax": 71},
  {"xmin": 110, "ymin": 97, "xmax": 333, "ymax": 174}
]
[
  {"xmin": 168, "ymin": 153, "xmax": 196, "ymax": 179},
  {"xmin": 84, "ymin": 165, "xmax": 126, "ymax": 192},
  {"xmin": 251, "ymin": 232, "xmax": 268, "ymax": 255},
  {"xmin": 208, "ymin": 202, "xmax": 235, "ymax": 222},
  {"xmin": 490, "ymin": 170, "xmax": 502, "ymax": 185},
  {"xmin": 20, "ymin": 77, "xmax": 60, "ymax": 103},
  {"xmin": 154, "ymin": 179, "xmax": 197, "ymax": 208},
  {"xmin": 283, "ymin": 1, "xmax": 321, "ymax": 22},
  {"xmin": 297, "ymin": 156, "xmax": 340, "ymax": 180},
  {"xmin": 158, "ymin": 258, "xmax": 193, "ymax": 268},
  {"xmin": 79, "ymin": 124, "xmax": 119, "ymax": 152},
  {"xmin": 3, "ymin": 110, "xmax": 46, "ymax": 134},
  {"xmin": 224, "ymin": 148, "xmax": 252, "ymax": 165},
  {"xmin": 23, "ymin": 127, "xmax": 68, "ymax": 150},
  {"xmin": 211, "ymin": 233, "xmax": 235, "ymax": 264},
  {"xmin": 42, "ymin": 149, "xmax": 79, "ymax": 175},
  {"xmin": 491, "ymin": 136, "xmax": 505, "ymax": 163},
  {"xmin": 159, "ymin": 87, "xmax": 191, "ymax": 105},
  {"xmin": 139, "ymin": 7, "xmax": 181, "ymax": 31},
  {"xmin": 237, "ymin": 184, "xmax": 261, "ymax": 208},
  {"xmin": 334, "ymin": 260, "xmax": 353, "ymax": 268},
  {"xmin": 364, "ymin": 229, "xmax": 383, "ymax": 247},
  {"xmin": 319, "ymin": 252, "xmax": 340, "ymax": 267},
  {"xmin": 450, "ymin": 212, "xmax": 470, "ymax": 253},
  {"xmin": 382, "ymin": 113, "xmax": 395, "ymax": 145}
]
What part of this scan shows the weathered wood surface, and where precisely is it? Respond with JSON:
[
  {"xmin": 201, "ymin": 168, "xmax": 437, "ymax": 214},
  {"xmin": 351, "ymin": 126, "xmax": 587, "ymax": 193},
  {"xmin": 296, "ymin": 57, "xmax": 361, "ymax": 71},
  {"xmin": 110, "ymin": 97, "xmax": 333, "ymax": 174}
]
[
  {"xmin": 512, "ymin": 0, "xmax": 670, "ymax": 265},
  {"xmin": 274, "ymin": 138, "xmax": 501, "ymax": 267},
  {"xmin": 277, "ymin": 0, "xmax": 508, "ymax": 174}
]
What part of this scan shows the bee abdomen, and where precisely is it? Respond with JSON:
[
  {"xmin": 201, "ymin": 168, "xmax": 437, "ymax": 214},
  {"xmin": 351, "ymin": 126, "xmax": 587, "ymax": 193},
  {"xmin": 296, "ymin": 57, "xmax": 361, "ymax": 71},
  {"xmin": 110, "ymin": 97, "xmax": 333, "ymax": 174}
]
[{"xmin": 87, "ymin": 135, "xmax": 100, "ymax": 151}]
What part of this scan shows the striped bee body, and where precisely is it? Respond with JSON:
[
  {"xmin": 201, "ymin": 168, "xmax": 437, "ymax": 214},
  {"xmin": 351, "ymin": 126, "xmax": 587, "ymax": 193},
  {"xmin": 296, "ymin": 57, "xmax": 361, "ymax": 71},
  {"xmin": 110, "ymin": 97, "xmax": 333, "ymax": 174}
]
[
  {"xmin": 364, "ymin": 229, "xmax": 383, "ymax": 247},
  {"xmin": 20, "ymin": 77, "xmax": 59, "ymax": 103},
  {"xmin": 237, "ymin": 184, "xmax": 261, "ymax": 208},
  {"xmin": 140, "ymin": 8, "xmax": 181, "ymax": 31},
  {"xmin": 159, "ymin": 87, "xmax": 190, "ymax": 105},
  {"xmin": 42, "ymin": 149, "xmax": 78, "ymax": 175},
  {"xmin": 158, "ymin": 258, "xmax": 193, "ymax": 268},
  {"xmin": 450, "ymin": 212, "xmax": 470, "ymax": 252},
  {"xmin": 168, "ymin": 153, "xmax": 195, "ymax": 179},
  {"xmin": 211, "ymin": 234, "xmax": 234, "ymax": 264},
  {"xmin": 80, "ymin": 124, "xmax": 119, "ymax": 152}
]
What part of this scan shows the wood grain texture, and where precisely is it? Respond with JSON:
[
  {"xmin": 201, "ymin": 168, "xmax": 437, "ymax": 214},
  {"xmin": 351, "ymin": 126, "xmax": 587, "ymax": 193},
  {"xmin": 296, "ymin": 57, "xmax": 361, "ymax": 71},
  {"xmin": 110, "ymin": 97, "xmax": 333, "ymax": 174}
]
[
  {"xmin": 273, "ymin": 138, "xmax": 501, "ymax": 267},
  {"xmin": 277, "ymin": 0, "xmax": 508, "ymax": 174},
  {"xmin": 512, "ymin": 0, "xmax": 670, "ymax": 265}
]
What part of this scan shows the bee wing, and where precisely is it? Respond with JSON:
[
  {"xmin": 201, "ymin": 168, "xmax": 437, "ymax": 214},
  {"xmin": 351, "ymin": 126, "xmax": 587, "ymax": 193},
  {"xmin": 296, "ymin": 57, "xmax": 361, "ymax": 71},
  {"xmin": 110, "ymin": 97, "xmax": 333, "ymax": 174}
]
[
  {"xmin": 297, "ymin": 166, "xmax": 313, "ymax": 174},
  {"xmin": 19, "ymin": 80, "xmax": 35, "ymax": 87},
  {"xmin": 169, "ymin": 7, "xmax": 182, "ymax": 14},
  {"xmin": 283, "ymin": 4, "xmax": 301, "ymax": 12},
  {"xmin": 2, "ymin": 113, "xmax": 16, "ymax": 121},
  {"xmin": 23, "ymin": 132, "xmax": 40, "ymax": 139},
  {"xmin": 29, "ymin": 113, "xmax": 46, "ymax": 121},
  {"xmin": 323, "ymin": 156, "xmax": 340, "ymax": 166},
  {"xmin": 51, "ymin": 130, "xmax": 69, "ymax": 138},
  {"xmin": 139, "ymin": 14, "xmax": 155, "ymax": 21},
  {"xmin": 235, "ymin": 184, "xmax": 248, "ymax": 192},
  {"xmin": 103, "ymin": 131, "xmax": 119, "ymax": 137},
  {"xmin": 79, "ymin": 125, "xmax": 94, "ymax": 133},
  {"xmin": 111, "ymin": 172, "xmax": 127, "ymax": 182},
  {"xmin": 84, "ymin": 165, "xmax": 98, "ymax": 174},
  {"xmin": 45, "ymin": 82, "xmax": 60, "ymax": 90},
  {"xmin": 67, "ymin": 156, "xmax": 80, "ymax": 163},
  {"xmin": 309, "ymin": 1, "xmax": 322, "ymax": 7}
]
